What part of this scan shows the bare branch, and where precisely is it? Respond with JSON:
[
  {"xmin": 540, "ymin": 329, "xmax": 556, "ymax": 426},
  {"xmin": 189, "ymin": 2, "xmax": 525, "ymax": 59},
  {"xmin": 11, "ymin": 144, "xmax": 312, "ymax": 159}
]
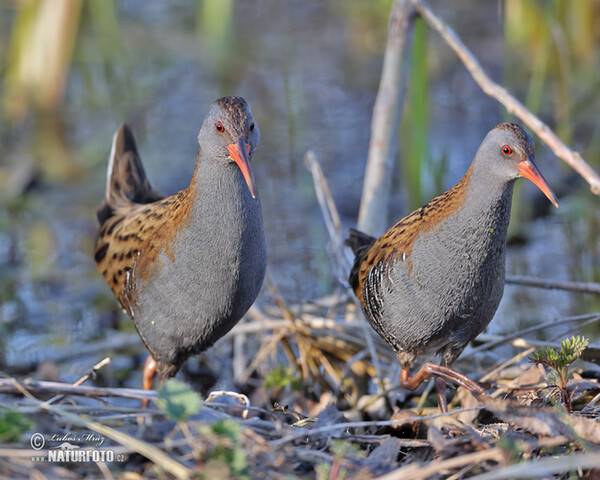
[
  {"xmin": 358, "ymin": 0, "xmax": 416, "ymax": 235},
  {"xmin": 43, "ymin": 357, "xmax": 112, "ymax": 406},
  {"xmin": 0, "ymin": 378, "xmax": 156, "ymax": 400},
  {"xmin": 411, "ymin": 0, "xmax": 600, "ymax": 195},
  {"xmin": 506, "ymin": 274, "xmax": 600, "ymax": 295}
]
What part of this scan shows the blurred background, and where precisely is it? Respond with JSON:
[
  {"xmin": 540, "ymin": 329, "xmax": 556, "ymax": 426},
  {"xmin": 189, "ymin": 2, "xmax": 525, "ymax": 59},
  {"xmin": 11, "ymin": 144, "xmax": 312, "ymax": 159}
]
[{"xmin": 0, "ymin": 0, "xmax": 599, "ymax": 389}]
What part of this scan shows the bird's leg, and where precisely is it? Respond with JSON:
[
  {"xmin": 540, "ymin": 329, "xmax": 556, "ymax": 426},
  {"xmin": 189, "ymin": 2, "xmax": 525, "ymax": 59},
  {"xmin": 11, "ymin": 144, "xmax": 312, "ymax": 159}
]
[
  {"xmin": 435, "ymin": 378, "xmax": 448, "ymax": 414},
  {"xmin": 399, "ymin": 362, "xmax": 486, "ymax": 411},
  {"xmin": 141, "ymin": 355, "xmax": 157, "ymax": 408}
]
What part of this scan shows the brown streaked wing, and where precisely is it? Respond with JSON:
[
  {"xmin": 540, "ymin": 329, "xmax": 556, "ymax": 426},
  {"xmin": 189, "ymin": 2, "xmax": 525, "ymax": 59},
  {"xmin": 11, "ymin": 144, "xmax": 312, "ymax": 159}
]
[
  {"xmin": 94, "ymin": 188, "xmax": 195, "ymax": 312},
  {"xmin": 355, "ymin": 166, "xmax": 473, "ymax": 302}
]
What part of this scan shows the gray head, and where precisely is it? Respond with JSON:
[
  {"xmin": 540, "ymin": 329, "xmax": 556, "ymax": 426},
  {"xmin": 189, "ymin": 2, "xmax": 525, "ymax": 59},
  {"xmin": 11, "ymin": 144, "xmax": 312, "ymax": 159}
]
[
  {"xmin": 197, "ymin": 96, "xmax": 261, "ymax": 198},
  {"xmin": 473, "ymin": 123, "xmax": 558, "ymax": 207}
]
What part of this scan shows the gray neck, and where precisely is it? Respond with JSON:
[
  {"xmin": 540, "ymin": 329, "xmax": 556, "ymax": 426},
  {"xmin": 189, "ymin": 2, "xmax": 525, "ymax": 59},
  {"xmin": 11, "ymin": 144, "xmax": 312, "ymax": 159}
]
[
  {"xmin": 190, "ymin": 152, "xmax": 258, "ymax": 215},
  {"xmin": 460, "ymin": 169, "xmax": 516, "ymax": 253}
]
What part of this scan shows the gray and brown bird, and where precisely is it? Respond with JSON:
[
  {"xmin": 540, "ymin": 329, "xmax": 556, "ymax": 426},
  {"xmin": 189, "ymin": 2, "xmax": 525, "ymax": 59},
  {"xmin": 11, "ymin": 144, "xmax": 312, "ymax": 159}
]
[
  {"xmin": 94, "ymin": 96, "xmax": 267, "ymax": 398},
  {"xmin": 347, "ymin": 123, "xmax": 558, "ymax": 412}
]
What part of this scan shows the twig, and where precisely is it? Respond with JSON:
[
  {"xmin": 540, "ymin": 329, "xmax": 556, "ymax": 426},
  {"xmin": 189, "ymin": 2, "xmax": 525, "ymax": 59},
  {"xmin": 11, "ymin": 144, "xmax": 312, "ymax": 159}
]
[
  {"xmin": 467, "ymin": 451, "xmax": 600, "ymax": 480},
  {"xmin": 236, "ymin": 331, "xmax": 287, "ymax": 384},
  {"xmin": 304, "ymin": 150, "xmax": 342, "ymax": 247},
  {"xmin": 505, "ymin": 275, "xmax": 600, "ymax": 295},
  {"xmin": 9, "ymin": 377, "xmax": 190, "ymax": 479},
  {"xmin": 481, "ymin": 347, "xmax": 536, "ymax": 384},
  {"xmin": 0, "ymin": 378, "xmax": 156, "ymax": 400},
  {"xmin": 268, "ymin": 406, "xmax": 483, "ymax": 447},
  {"xmin": 376, "ymin": 447, "xmax": 505, "ymax": 480},
  {"xmin": 304, "ymin": 150, "xmax": 349, "ymax": 287},
  {"xmin": 358, "ymin": 0, "xmax": 416, "ymax": 235},
  {"xmin": 472, "ymin": 334, "xmax": 600, "ymax": 362},
  {"xmin": 232, "ymin": 315, "xmax": 366, "ymax": 336},
  {"xmin": 355, "ymin": 298, "xmax": 386, "ymax": 393},
  {"xmin": 462, "ymin": 312, "xmax": 600, "ymax": 359},
  {"xmin": 206, "ymin": 390, "xmax": 250, "ymax": 419},
  {"xmin": 43, "ymin": 357, "xmax": 111, "ymax": 406},
  {"xmin": 411, "ymin": 0, "xmax": 600, "ymax": 195}
]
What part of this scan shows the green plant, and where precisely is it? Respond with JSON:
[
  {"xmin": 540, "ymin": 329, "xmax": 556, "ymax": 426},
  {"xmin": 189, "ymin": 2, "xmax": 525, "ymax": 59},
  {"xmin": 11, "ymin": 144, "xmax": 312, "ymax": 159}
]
[
  {"xmin": 197, "ymin": 419, "xmax": 249, "ymax": 480},
  {"xmin": 529, "ymin": 335, "xmax": 589, "ymax": 412},
  {"xmin": 263, "ymin": 364, "xmax": 302, "ymax": 394},
  {"xmin": 155, "ymin": 379, "xmax": 203, "ymax": 422},
  {"xmin": 316, "ymin": 440, "xmax": 367, "ymax": 480},
  {"xmin": 0, "ymin": 409, "xmax": 34, "ymax": 443}
]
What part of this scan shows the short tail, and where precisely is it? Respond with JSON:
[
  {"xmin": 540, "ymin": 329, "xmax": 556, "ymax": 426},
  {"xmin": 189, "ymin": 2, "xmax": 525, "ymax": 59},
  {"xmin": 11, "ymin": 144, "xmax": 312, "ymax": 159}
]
[
  {"xmin": 345, "ymin": 228, "xmax": 376, "ymax": 255},
  {"xmin": 345, "ymin": 228, "xmax": 376, "ymax": 294},
  {"xmin": 97, "ymin": 124, "xmax": 163, "ymax": 224}
]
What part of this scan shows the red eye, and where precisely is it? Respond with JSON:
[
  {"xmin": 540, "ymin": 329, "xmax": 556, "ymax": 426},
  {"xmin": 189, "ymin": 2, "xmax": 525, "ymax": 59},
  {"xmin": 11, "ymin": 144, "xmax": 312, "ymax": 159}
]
[
  {"xmin": 502, "ymin": 145, "xmax": 512, "ymax": 156},
  {"xmin": 215, "ymin": 122, "xmax": 224, "ymax": 133}
]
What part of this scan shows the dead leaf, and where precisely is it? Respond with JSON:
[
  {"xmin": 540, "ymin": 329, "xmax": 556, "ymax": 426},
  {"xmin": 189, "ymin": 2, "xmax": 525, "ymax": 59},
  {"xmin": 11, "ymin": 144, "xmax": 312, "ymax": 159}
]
[{"xmin": 482, "ymin": 396, "xmax": 600, "ymax": 444}]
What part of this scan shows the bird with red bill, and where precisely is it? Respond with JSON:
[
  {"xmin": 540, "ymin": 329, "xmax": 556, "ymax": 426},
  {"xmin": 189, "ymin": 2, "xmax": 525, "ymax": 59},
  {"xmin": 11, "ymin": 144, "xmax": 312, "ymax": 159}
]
[
  {"xmin": 94, "ymin": 96, "xmax": 267, "ymax": 402},
  {"xmin": 347, "ymin": 123, "xmax": 558, "ymax": 412}
]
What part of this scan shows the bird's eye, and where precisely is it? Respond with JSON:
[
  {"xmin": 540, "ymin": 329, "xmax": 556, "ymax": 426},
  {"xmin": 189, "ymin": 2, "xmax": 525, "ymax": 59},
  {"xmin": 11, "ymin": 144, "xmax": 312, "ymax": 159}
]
[
  {"xmin": 249, "ymin": 123, "xmax": 255, "ymax": 131},
  {"xmin": 215, "ymin": 122, "xmax": 224, "ymax": 133},
  {"xmin": 502, "ymin": 145, "xmax": 512, "ymax": 156}
]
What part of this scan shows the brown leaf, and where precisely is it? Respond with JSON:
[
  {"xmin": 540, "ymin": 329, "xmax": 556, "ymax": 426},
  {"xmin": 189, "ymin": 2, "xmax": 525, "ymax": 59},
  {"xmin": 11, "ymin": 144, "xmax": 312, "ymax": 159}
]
[{"xmin": 482, "ymin": 396, "xmax": 600, "ymax": 443}]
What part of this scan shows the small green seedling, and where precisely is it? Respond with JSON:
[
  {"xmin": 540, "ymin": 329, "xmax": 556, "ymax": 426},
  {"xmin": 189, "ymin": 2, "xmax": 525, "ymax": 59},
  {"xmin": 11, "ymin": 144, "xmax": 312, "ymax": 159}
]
[
  {"xmin": 197, "ymin": 419, "xmax": 249, "ymax": 480},
  {"xmin": 0, "ymin": 409, "xmax": 34, "ymax": 443},
  {"xmin": 156, "ymin": 379, "xmax": 203, "ymax": 421},
  {"xmin": 263, "ymin": 364, "xmax": 302, "ymax": 394},
  {"xmin": 529, "ymin": 335, "xmax": 589, "ymax": 412}
]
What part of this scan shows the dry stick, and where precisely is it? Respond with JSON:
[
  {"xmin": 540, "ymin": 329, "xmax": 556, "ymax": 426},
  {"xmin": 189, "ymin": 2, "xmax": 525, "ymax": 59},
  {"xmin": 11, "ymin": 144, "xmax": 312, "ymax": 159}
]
[
  {"xmin": 475, "ymin": 333, "xmax": 600, "ymax": 357},
  {"xmin": 467, "ymin": 452, "xmax": 600, "ymax": 480},
  {"xmin": 411, "ymin": 0, "xmax": 600, "ymax": 195},
  {"xmin": 461, "ymin": 312, "xmax": 600, "ymax": 359},
  {"xmin": 505, "ymin": 274, "xmax": 600, "ymax": 295},
  {"xmin": 9, "ymin": 378, "xmax": 190, "ymax": 480},
  {"xmin": 304, "ymin": 150, "xmax": 387, "ymax": 391},
  {"xmin": 237, "ymin": 332, "xmax": 284, "ymax": 384},
  {"xmin": 268, "ymin": 406, "xmax": 482, "ymax": 447},
  {"xmin": 304, "ymin": 151, "xmax": 343, "ymax": 250},
  {"xmin": 482, "ymin": 347, "xmax": 536, "ymax": 386},
  {"xmin": 0, "ymin": 378, "xmax": 156, "ymax": 400},
  {"xmin": 482, "ymin": 319, "xmax": 600, "ymax": 392},
  {"xmin": 375, "ymin": 448, "xmax": 506, "ymax": 480},
  {"xmin": 304, "ymin": 150, "xmax": 350, "ymax": 308},
  {"xmin": 358, "ymin": 0, "xmax": 416, "ymax": 235},
  {"xmin": 304, "ymin": 151, "xmax": 348, "ymax": 284},
  {"xmin": 43, "ymin": 357, "xmax": 111, "ymax": 406}
]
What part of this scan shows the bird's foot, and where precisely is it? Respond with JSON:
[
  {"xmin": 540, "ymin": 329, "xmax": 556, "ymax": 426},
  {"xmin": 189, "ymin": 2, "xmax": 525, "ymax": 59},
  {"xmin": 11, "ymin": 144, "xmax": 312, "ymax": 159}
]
[
  {"xmin": 400, "ymin": 362, "xmax": 486, "ymax": 413},
  {"xmin": 435, "ymin": 378, "xmax": 448, "ymax": 414}
]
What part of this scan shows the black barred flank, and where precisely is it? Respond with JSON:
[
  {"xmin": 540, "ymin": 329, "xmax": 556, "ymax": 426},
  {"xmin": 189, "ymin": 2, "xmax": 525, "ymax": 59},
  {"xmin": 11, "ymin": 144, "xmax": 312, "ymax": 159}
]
[{"xmin": 94, "ymin": 243, "xmax": 109, "ymax": 263}]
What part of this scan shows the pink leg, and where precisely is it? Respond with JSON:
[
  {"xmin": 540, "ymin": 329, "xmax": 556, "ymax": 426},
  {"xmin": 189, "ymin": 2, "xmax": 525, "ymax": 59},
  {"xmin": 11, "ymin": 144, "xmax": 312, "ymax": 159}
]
[
  {"xmin": 141, "ymin": 355, "xmax": 157, "ymax": 408},
  {"xmin": 435, "ymin": 378, "xmax": 448, "ymax": 413},
  {"xmin": 399, "ymin": 362, "xmax": 486, "ymax": 412}
]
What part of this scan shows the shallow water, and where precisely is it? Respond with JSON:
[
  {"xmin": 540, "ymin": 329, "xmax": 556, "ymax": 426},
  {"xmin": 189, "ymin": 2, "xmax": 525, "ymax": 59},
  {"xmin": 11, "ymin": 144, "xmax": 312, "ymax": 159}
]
[{"xmin": 0, "ymin": 0, "xmax": 599, "ymax": 385}]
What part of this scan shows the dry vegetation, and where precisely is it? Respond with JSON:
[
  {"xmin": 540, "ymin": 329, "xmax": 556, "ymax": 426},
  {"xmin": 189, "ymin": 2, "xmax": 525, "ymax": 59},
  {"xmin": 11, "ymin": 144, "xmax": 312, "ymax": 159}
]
[
  {"xmin": 0, "ymin": 286, "xmax": 599, "ymax": 479},
  {"xmin": 1, "ymin": 0, "xmax": 599, "ymax": 478}
]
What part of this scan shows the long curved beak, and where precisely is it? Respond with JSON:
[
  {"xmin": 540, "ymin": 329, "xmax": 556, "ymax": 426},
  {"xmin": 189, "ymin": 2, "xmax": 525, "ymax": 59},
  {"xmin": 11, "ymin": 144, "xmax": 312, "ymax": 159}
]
[
  {"xmin": 227, "ymin": 137, "xmax": 258, "ymax": 199},
  {"xmin": 517, "ymin": 157, "xmax": 559, "ymax": 208}
]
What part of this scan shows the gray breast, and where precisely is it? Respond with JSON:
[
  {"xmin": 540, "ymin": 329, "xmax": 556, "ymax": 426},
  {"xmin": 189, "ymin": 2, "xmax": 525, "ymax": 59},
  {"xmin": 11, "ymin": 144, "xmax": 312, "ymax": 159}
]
[
  {"xmin": 364, "ymin": 192, "xmax": 511, "ymax": 361},
  {"xmin": 133, "ymin": 165, "xmax": 267, "ymax": 366}
]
